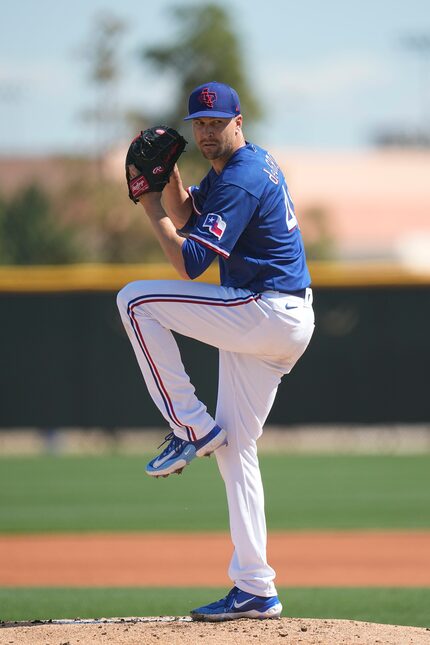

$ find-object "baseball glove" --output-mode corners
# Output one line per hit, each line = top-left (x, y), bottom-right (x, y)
(125, 126), (187, 203)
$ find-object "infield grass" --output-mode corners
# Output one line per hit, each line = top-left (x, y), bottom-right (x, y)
(0, 587), (429, 627)
(1, 454), (430, 532)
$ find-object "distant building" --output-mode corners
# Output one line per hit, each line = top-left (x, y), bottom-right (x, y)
(0, 148), (429, 266)
(273, 148), (430, 267)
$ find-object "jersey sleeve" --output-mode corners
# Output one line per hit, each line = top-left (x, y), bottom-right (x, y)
(181, 237), (217, 279)
(187, 184), (205, 215)
(176, 178), (209, 237)
(187, 183), (258, 257)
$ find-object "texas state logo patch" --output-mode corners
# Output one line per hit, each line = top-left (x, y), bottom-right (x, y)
(203, 213), (226, 240)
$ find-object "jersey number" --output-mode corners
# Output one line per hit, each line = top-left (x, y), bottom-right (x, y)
(282, 185), (298, 231)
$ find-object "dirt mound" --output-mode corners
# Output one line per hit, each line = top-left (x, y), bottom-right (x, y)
(1, 616), (429, 645)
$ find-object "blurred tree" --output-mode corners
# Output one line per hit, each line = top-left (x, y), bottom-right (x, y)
(0, 177), (165, 265)
(80, 12), (129, 172)
(57, 175), (164, 263)
(0, 185), (82, 265)
(139, 3), (261, 130)
(372, 128), (430, 148)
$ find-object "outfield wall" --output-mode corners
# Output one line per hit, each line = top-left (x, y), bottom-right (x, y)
(0, 263), (429, 427)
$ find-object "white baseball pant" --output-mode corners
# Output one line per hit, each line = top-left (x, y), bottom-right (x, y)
(117, 279), (314, 597)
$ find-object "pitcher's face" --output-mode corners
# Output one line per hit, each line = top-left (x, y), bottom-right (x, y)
(192, 116), (243, 165)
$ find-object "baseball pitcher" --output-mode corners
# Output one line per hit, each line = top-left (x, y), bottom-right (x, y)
(117, 81), (314, 621)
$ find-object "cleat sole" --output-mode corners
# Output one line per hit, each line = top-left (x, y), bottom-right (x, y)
(191, 603), (283, 622)
(146, 460), (192, 478)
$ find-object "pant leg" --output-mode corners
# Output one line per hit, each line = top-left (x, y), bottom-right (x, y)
(214, 296), (314, 598)
(116, 279), (270, 441)
(117, 282), (215, 441)
(215, 351), (283, 597)
(117, 278), (315, 596)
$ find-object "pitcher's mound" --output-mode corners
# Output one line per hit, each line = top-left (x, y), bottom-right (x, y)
(1, 616), (429, 644)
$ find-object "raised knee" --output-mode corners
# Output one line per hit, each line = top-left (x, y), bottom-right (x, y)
(116, 281), (137, 314)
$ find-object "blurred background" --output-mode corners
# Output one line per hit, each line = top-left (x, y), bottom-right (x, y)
(0, 0), (429, 440)
(1, 0), (430, 629)
(1, 0), (430, 265)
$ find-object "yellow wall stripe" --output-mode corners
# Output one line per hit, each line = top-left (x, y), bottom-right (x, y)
(0, 262), (429, 292)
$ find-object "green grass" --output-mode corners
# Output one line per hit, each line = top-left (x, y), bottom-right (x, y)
(0, 587), (429, 627)
(2, 456), (428, 630)
(1, 454), (429, 532)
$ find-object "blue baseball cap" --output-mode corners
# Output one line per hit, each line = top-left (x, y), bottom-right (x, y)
(184, 81), (241, 120)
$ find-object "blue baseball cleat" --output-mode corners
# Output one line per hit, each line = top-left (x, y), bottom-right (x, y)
(146, 425), (227, 478)
(193, 424), (227, 457)
(145, 433), (196, 477)
(190, 586), (283, 621)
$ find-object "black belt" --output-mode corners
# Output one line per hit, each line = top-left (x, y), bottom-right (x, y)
(283, 288), (308, 298)
(260, 288), (310, 299)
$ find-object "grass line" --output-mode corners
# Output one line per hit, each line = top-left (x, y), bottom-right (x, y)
(0, 587), (429, 627)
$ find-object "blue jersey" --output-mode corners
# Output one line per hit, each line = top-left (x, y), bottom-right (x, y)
(180, 142), (311, 293)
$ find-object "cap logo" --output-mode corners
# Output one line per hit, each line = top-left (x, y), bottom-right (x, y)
(199, 88), (217, 109)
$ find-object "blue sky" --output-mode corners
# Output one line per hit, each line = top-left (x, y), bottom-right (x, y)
(0, 0), (428, 154)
